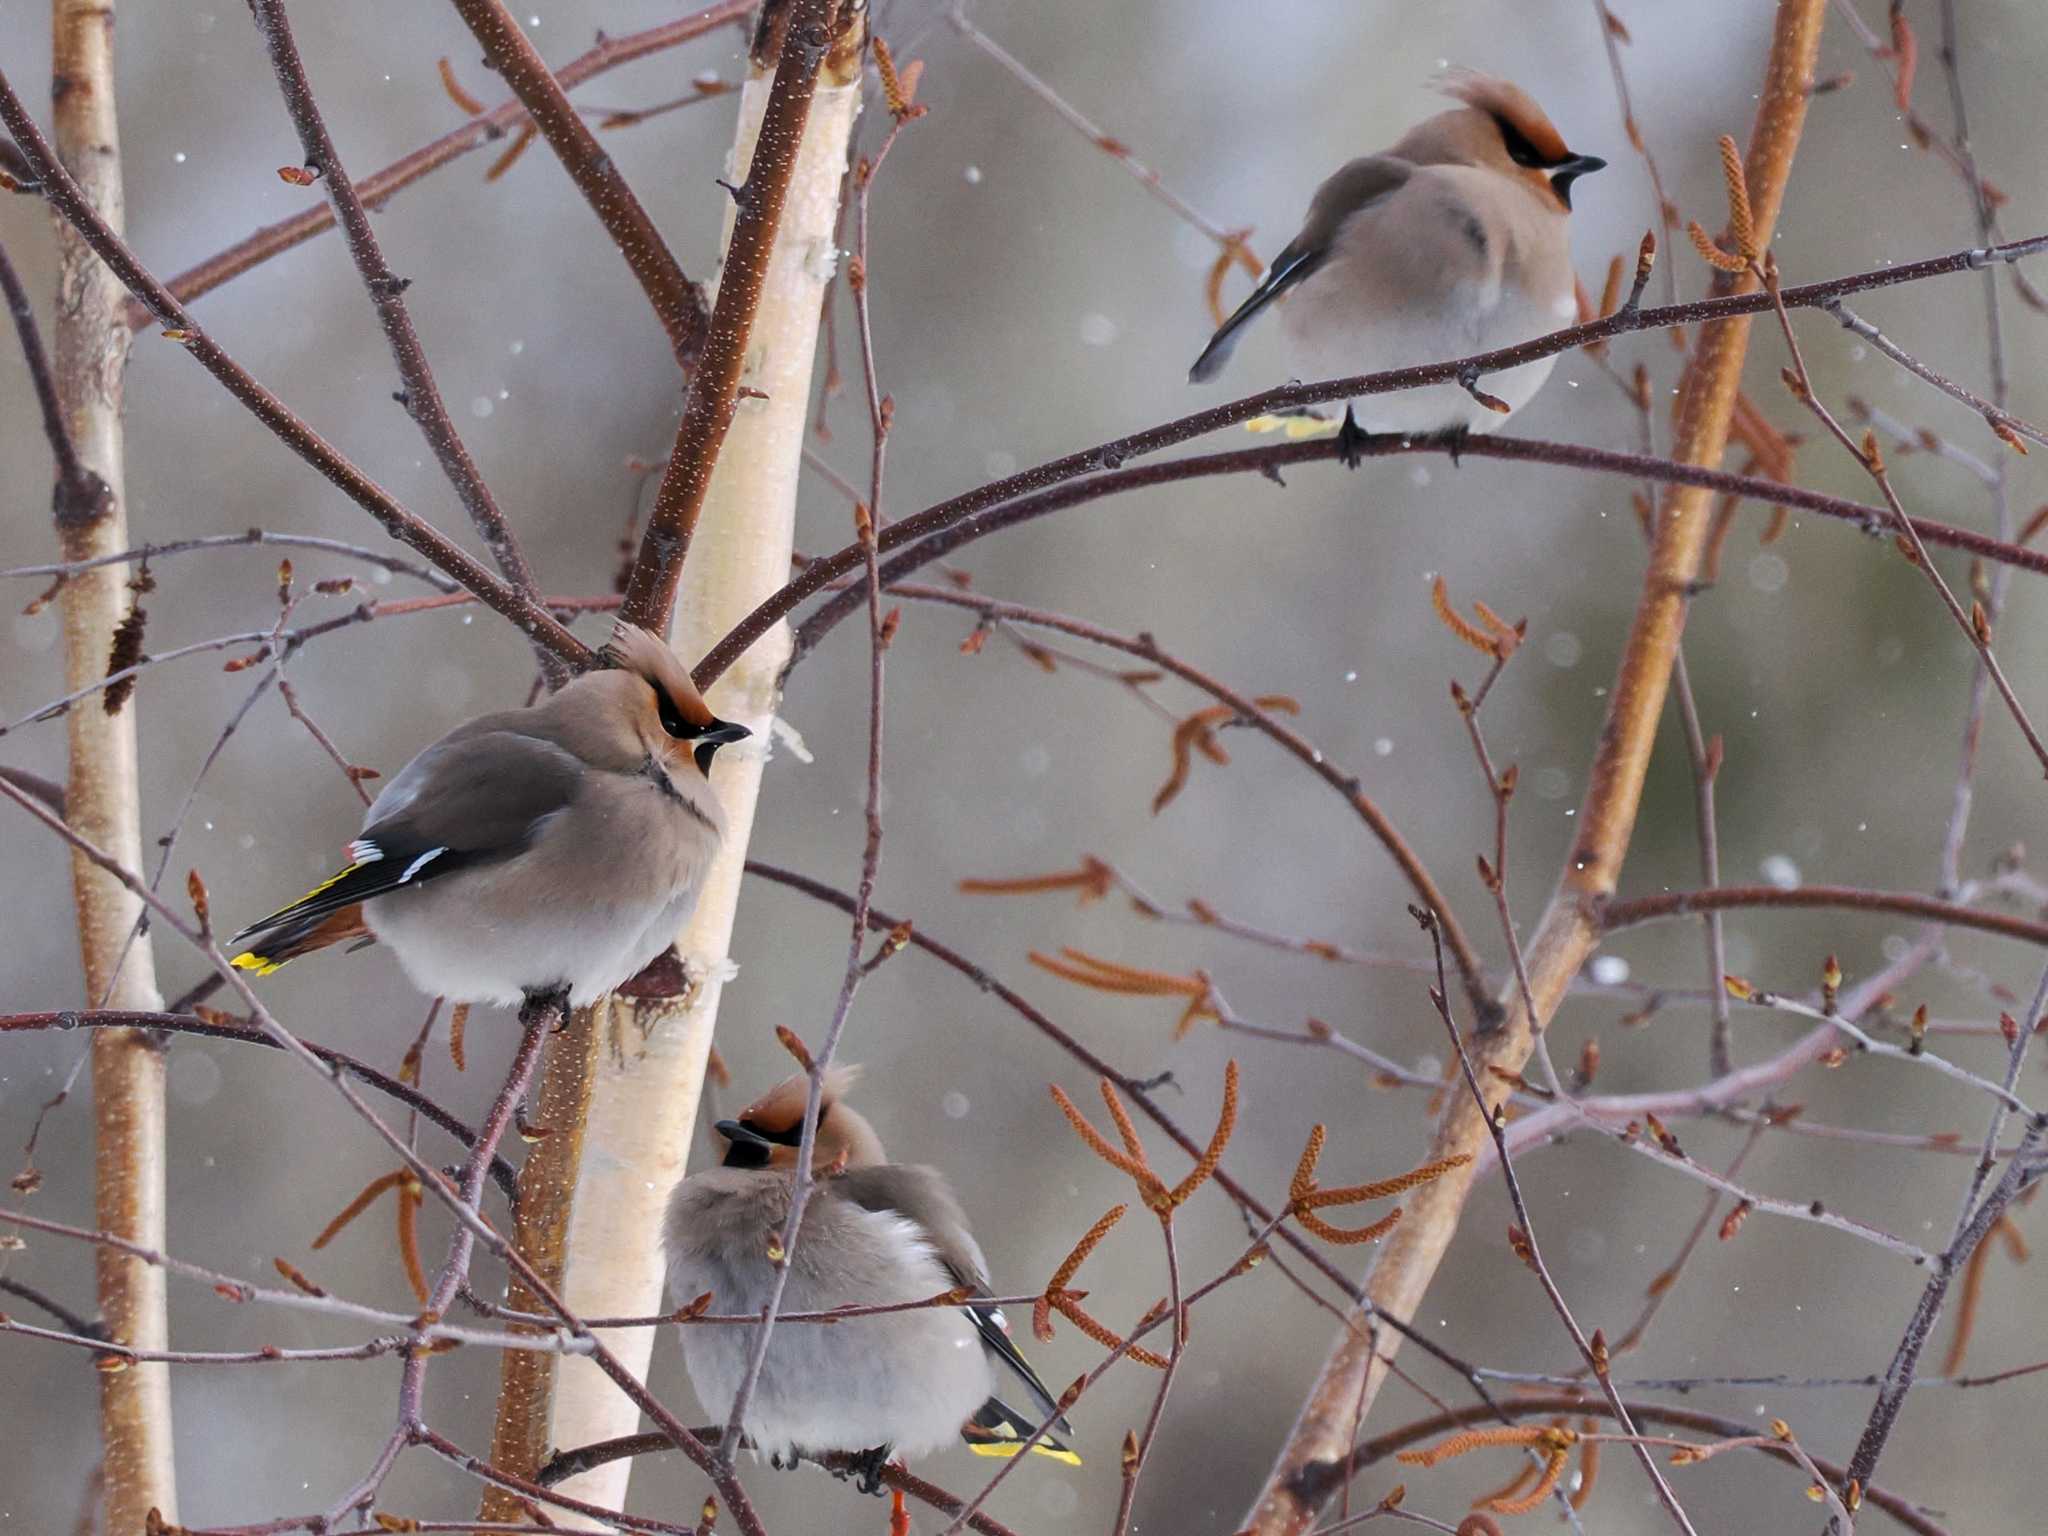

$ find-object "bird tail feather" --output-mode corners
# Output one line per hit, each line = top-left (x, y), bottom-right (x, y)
(230, 901), (371, 975)
(961, 1396), (1082, 1465)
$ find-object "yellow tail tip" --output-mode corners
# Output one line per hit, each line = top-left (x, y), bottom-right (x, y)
(964, 1440), (1083, 1466)
(230, 951), (282, 976)
(1244, 412), (1340, 440)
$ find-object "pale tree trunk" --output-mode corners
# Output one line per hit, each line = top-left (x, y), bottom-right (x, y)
(498, 25), (864, 1524)
(49, 0), (177, 1528)
(1241, 4), (1828, 1532)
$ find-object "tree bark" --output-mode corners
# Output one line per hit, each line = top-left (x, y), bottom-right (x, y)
(50, 0), (177, 1527)
(476, 12), (865, 1524)
(1241, 5), (1829, 1532)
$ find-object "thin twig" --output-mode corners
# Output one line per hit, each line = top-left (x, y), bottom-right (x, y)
(139, 2), (752, 324)
(697, 231), (2048, 682)
(1417, 911), (1698, 1534)
(245, 0), (559, 685)
(0, 67), (589, 667)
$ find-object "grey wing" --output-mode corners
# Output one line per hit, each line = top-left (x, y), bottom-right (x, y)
(350, 728), (584, 892)
(232, 728), (584, 944)
(835, 1165), (1073, 1432)
(1188, 154), (1413, 382)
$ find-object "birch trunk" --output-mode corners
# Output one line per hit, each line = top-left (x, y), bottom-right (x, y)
(540, 35), (864, 1522)
(50, 0), (176, 1527)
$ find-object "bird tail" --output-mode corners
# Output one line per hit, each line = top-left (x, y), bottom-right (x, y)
(961, 1397), (1082, 1466)
(1187, 296), (1261, 383)
(1188, 244), (1323, 384)
(230, 901), (372, 976)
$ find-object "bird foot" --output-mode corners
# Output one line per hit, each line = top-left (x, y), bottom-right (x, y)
(840, 1445), (893, 1497)
(1335, 405), (1370, 470)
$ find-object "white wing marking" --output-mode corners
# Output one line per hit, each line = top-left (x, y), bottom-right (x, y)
(399, 847), (447, 884)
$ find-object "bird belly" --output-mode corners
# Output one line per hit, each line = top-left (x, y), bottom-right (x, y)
(364, 872), (690, 1007)
(668, 1222), (993, 1461)
(1281, 269), (1568, 436)
(363, 785), (713, 1006)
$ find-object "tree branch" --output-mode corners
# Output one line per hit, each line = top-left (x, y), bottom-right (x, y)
(0, 62), (591, 669)
(442, 0), (711, 365)
(246, 0), (559, 684)
(617, 0), (848, 629)
(1242, 7), (1831, 1530)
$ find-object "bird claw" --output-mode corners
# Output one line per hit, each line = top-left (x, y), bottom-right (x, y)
(1335, 405), (1369, 470)
(845, 1445), (892, 1497)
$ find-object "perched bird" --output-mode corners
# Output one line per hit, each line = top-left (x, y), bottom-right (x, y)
(664, 1067), (1081, 1492)
(1188, 71), (1604, 458)
(229, 621), (748, 1007)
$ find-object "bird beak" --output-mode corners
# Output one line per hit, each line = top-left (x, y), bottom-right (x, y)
(693, 718), (750, 775)
(717, 1118), (775, 1168)
(1548, 153), (1606, 210)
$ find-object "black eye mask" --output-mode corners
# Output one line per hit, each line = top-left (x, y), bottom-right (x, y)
(716, 1109), (821, 1168)
(651, 684), (751, 774)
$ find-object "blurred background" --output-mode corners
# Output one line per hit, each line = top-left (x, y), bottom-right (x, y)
(5, 0), (2048, 1529)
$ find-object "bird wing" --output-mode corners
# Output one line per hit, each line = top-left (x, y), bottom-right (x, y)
(834, 1164), (1074, 1434)
(231, 728), (584, 954)
(1188, 154), (1414, 383)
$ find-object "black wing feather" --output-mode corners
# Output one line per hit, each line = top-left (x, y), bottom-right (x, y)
(232, 728), (584, 949)
(229, 842), (480, 948)
(1187, 154), (1414, 384)
(968, 1302), (1073, 1433)
(834, 1166), (1073, 1433)
(1187, 244), (1324, 383)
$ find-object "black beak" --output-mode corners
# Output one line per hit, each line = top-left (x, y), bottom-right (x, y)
(717, 1119), (773, 1169)
(1548, 153), (1606, 210)
(694, 718), (751, 775)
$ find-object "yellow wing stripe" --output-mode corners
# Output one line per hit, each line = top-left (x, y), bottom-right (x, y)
(230, 859), (372, 976)
(280, 859), (370, 912)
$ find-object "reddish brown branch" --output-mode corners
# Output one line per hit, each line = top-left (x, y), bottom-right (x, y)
(860, 583), (1495, 1022)
(442, 0), (711, 365)
(246, 0), (557, 683)
(0, 235), (111, 527)
(619, 0), (848, 629)
(0, 67), (589, 669)
(1343, 1396), (1950, 1536)
(135, 2), (751, 327)
(0, 1010), (518, 1202)
(1600, 883), (2048, 949)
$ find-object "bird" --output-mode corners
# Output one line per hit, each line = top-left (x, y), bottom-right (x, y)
(664, 1066), (1081, 1493)
(228, 621), (748, 1008)
(1188, 70), (1604, 462)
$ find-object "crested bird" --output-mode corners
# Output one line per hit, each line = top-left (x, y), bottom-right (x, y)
(664, 1067), (1081, 1492)
(1188, 71), (1604, 461)
(229, 621), (748, 1007)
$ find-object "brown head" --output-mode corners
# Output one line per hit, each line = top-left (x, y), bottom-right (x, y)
(1393, 71), (1604, 213)
(716, 1066), (888, 1173)
(548, 621), (750, 779)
